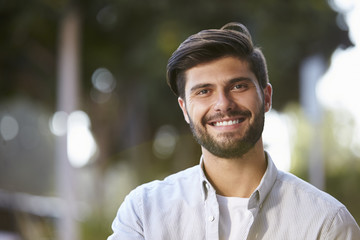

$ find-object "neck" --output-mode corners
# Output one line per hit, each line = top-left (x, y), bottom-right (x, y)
(201, 139), (267, 198)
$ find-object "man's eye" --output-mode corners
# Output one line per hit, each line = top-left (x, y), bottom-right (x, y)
(197, 89), (209, 95)
(233, 84), (247, 90)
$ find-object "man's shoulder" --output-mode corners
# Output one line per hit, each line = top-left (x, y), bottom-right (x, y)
(275, 170), (344, 209)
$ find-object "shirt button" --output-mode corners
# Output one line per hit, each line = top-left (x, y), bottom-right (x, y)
(208, 216), (215, 222)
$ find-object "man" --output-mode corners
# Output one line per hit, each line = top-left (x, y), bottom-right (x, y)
(108, 22), (360, 239)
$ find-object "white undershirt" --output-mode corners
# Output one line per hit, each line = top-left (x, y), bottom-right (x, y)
(216, 194), (253, 240)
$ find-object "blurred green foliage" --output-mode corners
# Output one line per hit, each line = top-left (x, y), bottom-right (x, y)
(0, 0), (352, 162)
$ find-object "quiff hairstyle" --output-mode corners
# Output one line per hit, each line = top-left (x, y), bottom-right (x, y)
(166, 22), (269, 99)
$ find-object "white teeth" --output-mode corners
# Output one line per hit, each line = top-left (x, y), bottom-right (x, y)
(214, 119), (240, 126)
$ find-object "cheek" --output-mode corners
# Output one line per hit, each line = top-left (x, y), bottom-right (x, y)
(239, 92), (264, 114)
(188, 102), (209, 124)
(237, 90), (259, 105)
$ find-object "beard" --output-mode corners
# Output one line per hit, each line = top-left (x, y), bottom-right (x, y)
(188, 104), (265, 159)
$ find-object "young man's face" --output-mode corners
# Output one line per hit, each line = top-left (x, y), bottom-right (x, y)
(178, 56), (272, 158)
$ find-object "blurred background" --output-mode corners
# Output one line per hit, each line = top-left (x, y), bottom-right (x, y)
(0, 0), (359, 239)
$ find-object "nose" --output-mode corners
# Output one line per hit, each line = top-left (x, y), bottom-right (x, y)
(213, 91), (235, 112)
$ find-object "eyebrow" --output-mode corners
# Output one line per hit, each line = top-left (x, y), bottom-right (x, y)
(190, 77), (253, 93)
(228, 77), (253, 85)
(190, 83), (213, 93)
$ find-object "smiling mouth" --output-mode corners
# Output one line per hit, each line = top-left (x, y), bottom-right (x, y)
(210, 118), (245, 126)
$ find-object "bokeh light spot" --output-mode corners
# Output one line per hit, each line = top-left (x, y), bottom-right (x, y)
(67, 111), (97, 168)
(49, 111), (68, 136)
(91, 68), (116, 93)
(153, 125), (178, 159)
(0, 115), (19, 141)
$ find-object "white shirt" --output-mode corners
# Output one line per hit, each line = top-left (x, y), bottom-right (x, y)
(108, 153), (360, 239)
(217, 195), (253, 240)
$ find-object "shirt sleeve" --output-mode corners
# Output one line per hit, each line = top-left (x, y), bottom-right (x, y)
(324, 207), (360, 240)
(107, 189), (145, 240)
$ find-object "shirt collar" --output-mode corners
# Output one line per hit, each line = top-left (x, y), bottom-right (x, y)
(199, 155), (212, 201)
(248, 152), (278, 209)
(198, 152), (278, 208)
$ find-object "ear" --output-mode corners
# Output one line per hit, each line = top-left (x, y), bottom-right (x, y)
(264, 83), (273, 112)
(178, 97), (190, 124)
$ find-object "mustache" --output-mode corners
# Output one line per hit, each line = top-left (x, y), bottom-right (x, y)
(202, 110), (251, 125)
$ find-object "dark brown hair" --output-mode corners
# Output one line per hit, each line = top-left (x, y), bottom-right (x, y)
(166, 22), (269, 98)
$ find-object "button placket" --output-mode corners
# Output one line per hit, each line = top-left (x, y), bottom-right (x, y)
(203, 181), (220, 240)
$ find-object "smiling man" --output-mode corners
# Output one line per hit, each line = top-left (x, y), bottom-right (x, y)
(108, 22), (360, 240)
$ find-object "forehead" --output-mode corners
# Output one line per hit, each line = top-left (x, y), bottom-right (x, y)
(184, 56), (257, 90)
